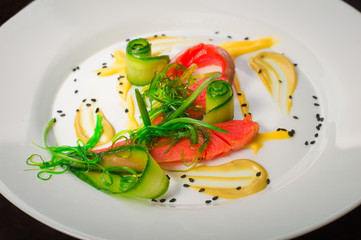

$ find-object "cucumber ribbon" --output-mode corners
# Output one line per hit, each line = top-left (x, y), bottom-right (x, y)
(203, 80), (234, 124)
(72, 145), (169, 199)
(28, 114), (169, 199)
(126, 38), (170, 86)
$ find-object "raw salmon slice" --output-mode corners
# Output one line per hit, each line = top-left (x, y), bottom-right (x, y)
(213, 120), (260, 150)
(146, 119), (258, 163)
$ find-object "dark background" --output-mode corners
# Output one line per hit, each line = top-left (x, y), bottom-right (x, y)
(1, 1), (360, 239)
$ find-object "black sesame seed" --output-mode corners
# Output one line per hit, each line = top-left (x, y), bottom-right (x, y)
(316, 124), (322, 131)
(151, 199), (157, 202)
(293, 116), (299, 119)
(60, 113), (66, 117)
(227, 35), (232, 39)
(180, 174), (186, 178)
(314, 103), (320, 106)
(160, 199), (166, 203)
(205, 200), (212, 204)
(166, 175), (170, 179)
(119, 82), (123, 85)
(215, 31), (219, 34)
(95, 108), (99, 113)
(293, 63), (298, 67)
(72, 68), (76, 72)
(279, 80), (282, 83)
(86, 103), (91, 107)
(74, 90), (78, 94)
(91, 98), (96, 102)
(76, 109), (79, 112)
(74, 79), (77, 82)
(102, 66), (107, 68)
(82, 99), (86, 102)
(154, 34), (158, 37)
(161, 33), (166, 36)
(266, 179), (271, 184)
(199, 188), (205, 192)
(258, 69), (262, 74)
(169, 198), (176, 203)
(305, 141), (309, 145)
(102, 63), (107, 65)
(57, 110), (62, 113)
(288, 130), (295, 137)
(212, 196), (218, 201)
(241, 103), (247, 107)
(256, 172), (261, 177)
(76, 66), (80, 70)
(315, 133), (319, 137)
(53, 118), (57, 123)
(97, 72), (101, 75)
(189, 178), (195, 183)
(313, 95), (318, 100)
(244, 37), (249, 40)
(126, 38), (130, 42)
(118, 75), (125, 79)
(125, 108), (129, 113)
(310, 140), (316, 144)
(236, 186), (241, 190)
(183, 184), (190, 188)
(320, 117), (324, 122)
(237, 93), (242, 96)
(119, 91), (123, 94)
(277, 128), (287, 131)
(289, 95), (292, 99)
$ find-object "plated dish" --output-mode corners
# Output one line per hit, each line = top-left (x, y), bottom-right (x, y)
(1, 1), (361, 239)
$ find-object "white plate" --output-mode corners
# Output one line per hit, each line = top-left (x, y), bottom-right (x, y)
(1, 0), (361, 239)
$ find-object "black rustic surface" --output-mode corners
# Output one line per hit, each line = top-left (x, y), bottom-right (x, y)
(1, 1), (360, 239)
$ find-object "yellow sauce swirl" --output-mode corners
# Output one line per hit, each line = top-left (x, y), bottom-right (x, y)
(176, 159), (269, 199)
(219, 36), (280, 59)
(126, 95), (139, 130)
(219, 37), (279, 117)
(246, 130), (293, 154)
(248, 51), (297, 115)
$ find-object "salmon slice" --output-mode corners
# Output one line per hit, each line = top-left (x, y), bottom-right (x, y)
(171, 43), (235, 83)
(147, 119), (258, 163)
(149, 138), (202, 163)
(213, 120), (260, 151)
(95, 119), (258, 163)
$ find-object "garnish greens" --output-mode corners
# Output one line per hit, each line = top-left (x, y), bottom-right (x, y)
(113, 65), (227, 168)
(27, 58), (228, 197)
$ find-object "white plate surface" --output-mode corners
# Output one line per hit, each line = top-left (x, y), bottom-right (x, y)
(0, 1), (361, 239)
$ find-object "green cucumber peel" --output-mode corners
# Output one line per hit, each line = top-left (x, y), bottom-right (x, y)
(203, 80), (234, 124)
(126, 38), (170, 86)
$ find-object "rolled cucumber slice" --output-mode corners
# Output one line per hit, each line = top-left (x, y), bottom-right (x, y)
(71, 145), (169, 199)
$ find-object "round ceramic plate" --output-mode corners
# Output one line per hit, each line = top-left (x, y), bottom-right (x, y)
(1, 0), (361, 239)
